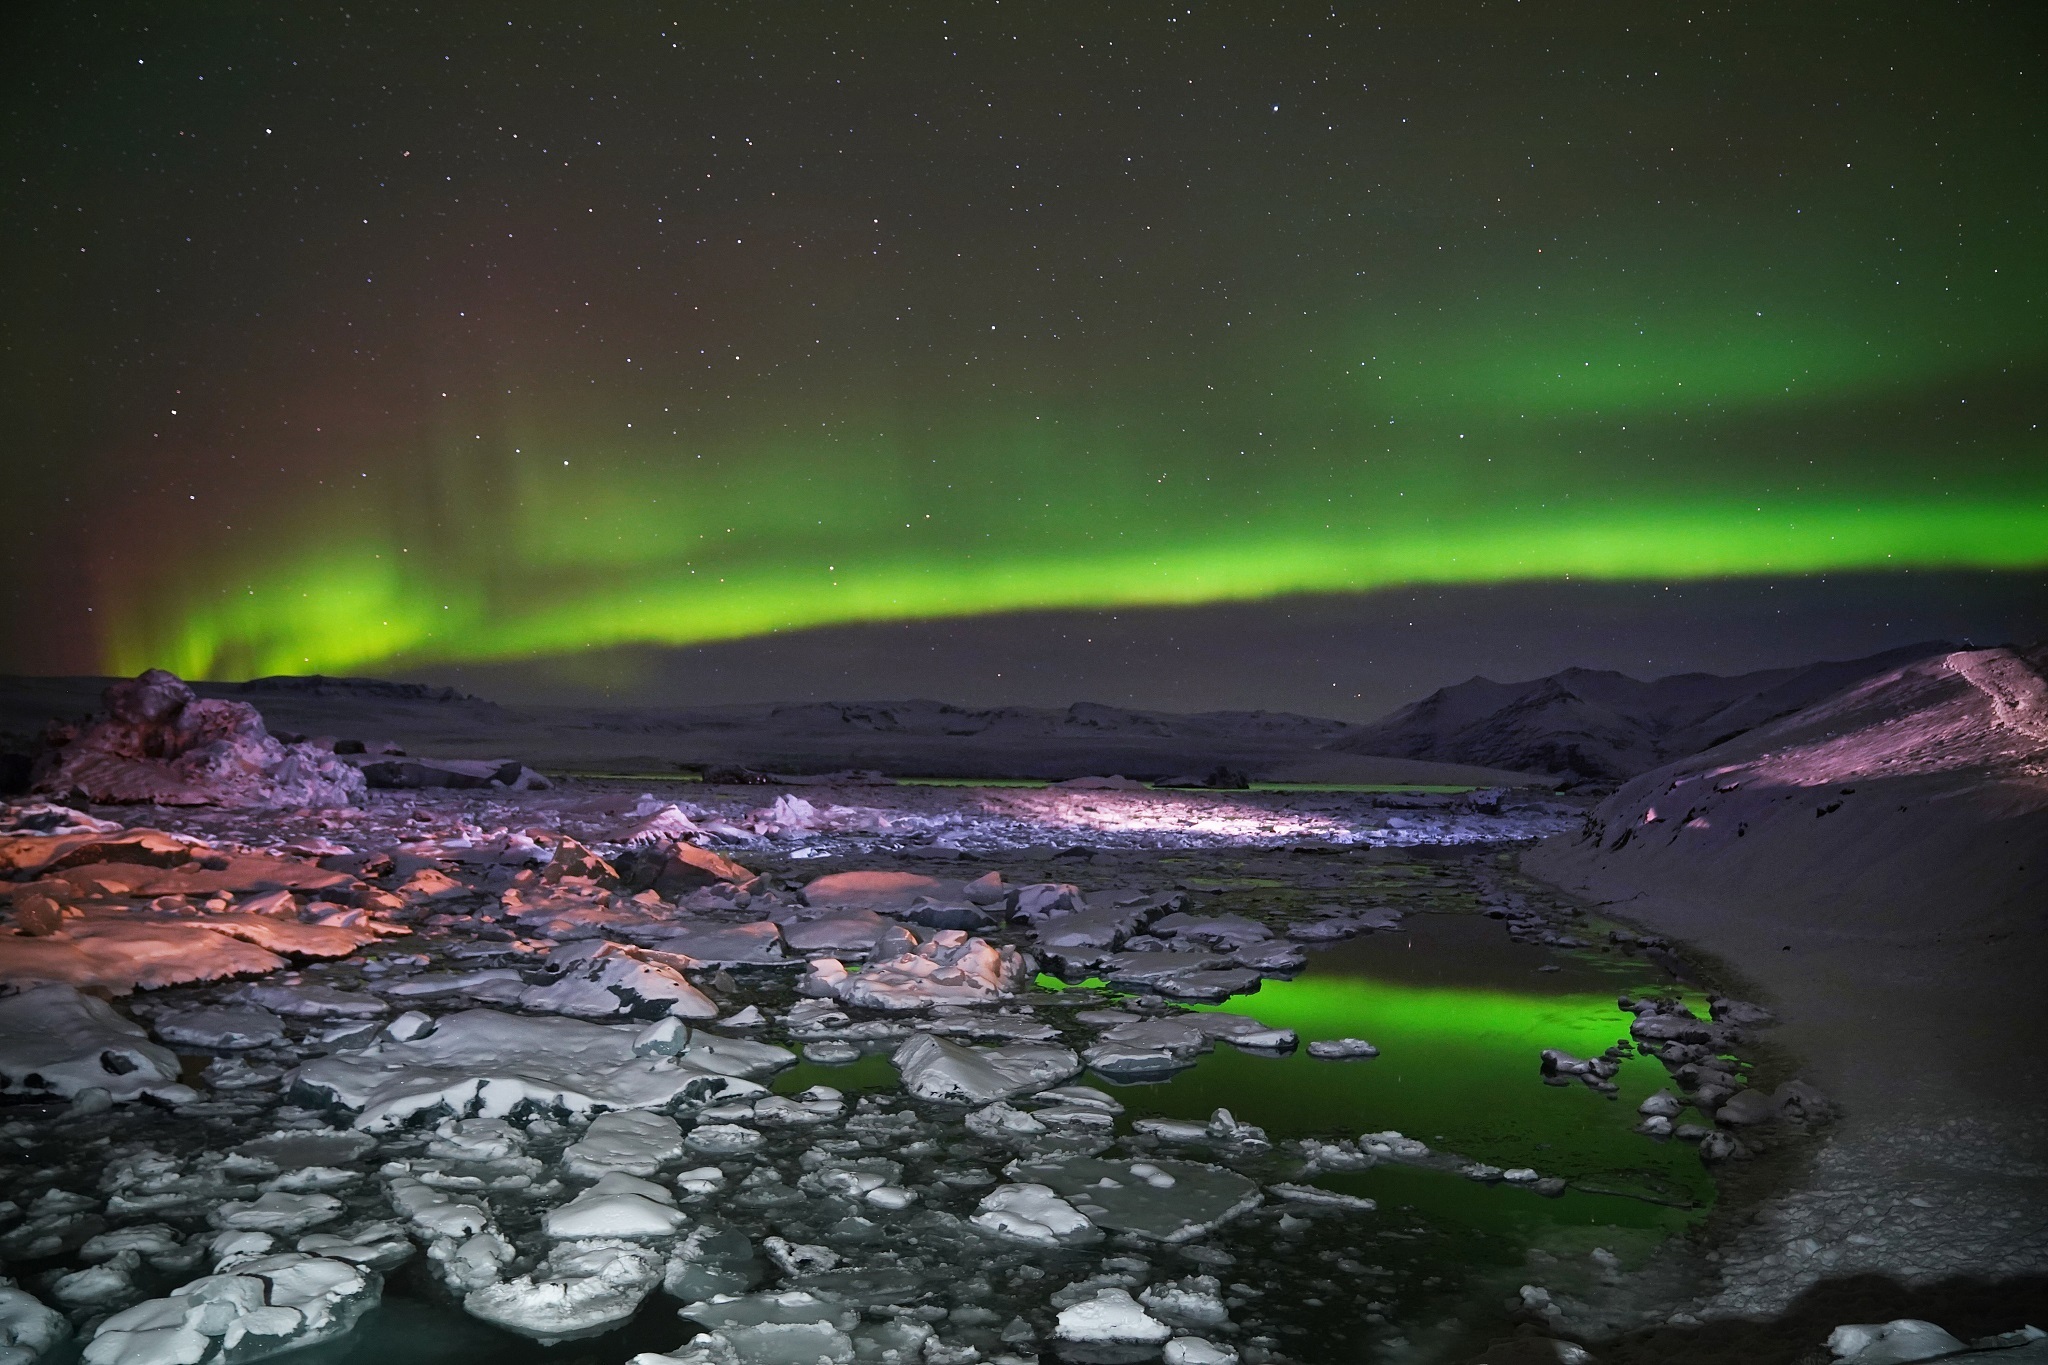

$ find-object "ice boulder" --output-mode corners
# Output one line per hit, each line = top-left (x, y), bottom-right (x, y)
(563, 1111), (687, 1179)
(836, 931), (1029, 1011)
(0, 1278), (67, 1365)
(968, 1184), (1100, 1247)
(1827, 1320), (1970, 1364)
(1054, 1287), (1172, 1344)
(464, 1241), (663, 1343)
(519, 942), (719, 1020)
(1007, 1156), (1262, 1243)
(890, 1033), (1080, 1104)
(83, 1254), (378, 1365)
(0, 984), (183, 1101)
(154, 1006), (288, 1051)
(543, 1174), (688, 1239)
(290, 1008), (793, 1130)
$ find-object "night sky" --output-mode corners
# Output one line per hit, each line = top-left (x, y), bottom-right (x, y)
(4, 3), (2043, 712)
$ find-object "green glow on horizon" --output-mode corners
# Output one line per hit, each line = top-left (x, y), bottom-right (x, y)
(111, 489), (2048, 678)
(97, 232), (2048, 679)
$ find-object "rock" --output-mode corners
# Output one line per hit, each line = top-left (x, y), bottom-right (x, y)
(890, 1033), (1081, 1104)
(633, 921), (785, 967)
(358, 757), (547, 791)
(1054, 1287), (1173, 1343)
(0, 983), (183, 1101)
(36, 671), (367, 810)
(1828, 1319), (1970, 1364)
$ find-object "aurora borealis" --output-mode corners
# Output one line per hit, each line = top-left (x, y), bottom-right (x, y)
(3, 4), (2043, 690)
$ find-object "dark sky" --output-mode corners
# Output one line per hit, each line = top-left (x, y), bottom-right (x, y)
(3, 2), (2042, 715)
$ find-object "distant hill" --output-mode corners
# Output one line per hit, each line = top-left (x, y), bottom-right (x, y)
(1332, 642), (1954, 781)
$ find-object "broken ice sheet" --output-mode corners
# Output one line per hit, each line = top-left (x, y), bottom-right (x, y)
(1003, 1156), (1262, 1243)
(290, 1008), (793, 1129)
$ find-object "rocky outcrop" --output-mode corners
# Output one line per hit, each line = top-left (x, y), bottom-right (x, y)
(33, 670), (366, 809)
(1335, 643), (1949, 781)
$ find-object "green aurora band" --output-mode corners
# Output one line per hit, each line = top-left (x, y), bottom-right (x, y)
(103, 232), (2048, 679)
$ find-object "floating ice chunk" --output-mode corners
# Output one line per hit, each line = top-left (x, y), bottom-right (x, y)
(801, 871), (943, 910)
(722, 1006), (766, 1029)
(54, 1255), (139, 1310)
(635, 921), (786, 967)
(209, 1192), (344, 1235)
(229, 982), (389, 1020)
(673, 1168), (727, 1198)
(1359, 1130), (1430, 1160)
(375, 969), (525, 1005)
(1827, 1320), (1969, 1363)
(968, 1184), (1099, 1247)
(1139, 1275), (1230, 1328)
(387, 1178), (492, 1241)
(1007, 1156), (1262, 1243)
(1054, 1288), (1171, 1344)
(684, 1123), (766, 1156)
(294, 1221), (414, 1271)
(0, 984), (182, 1101)
(544, 1174), (687, 1239)
(0, 1277), (68, 1363)
(762, 1238), (840, 1276)
(1268, 1183), (1376, 1212)
(749, 1089), (846, 1126)
(777, 910), (890, 957)
(154, 1005), (288, 1051)
(1306, 1038), (1378, 1060)
(563, 1111), (686, 1178)
(838, 932), (1028, 1011)
(662, 1225), (760, 1301)
(891, 1034), (1080, 1104)
(426, 1117), (526, 1162)
(83, 1254), (378, 1365)
(82, 1225), (192, 1270)
(463, 1241), (663, 1343)
(966, 1102), (1047, 1140)
(1034, 1085), (1124, 1114)
(520, 942), (719, 1020)
(0, 916), (287, 994)
(291, 1008), (790, 1130)
(1164, 1337), (1239, 1365)
(680, 1289), (859, 1331)
(234, 1130), (377, 1170)
(802, 1040), (860, 1065)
